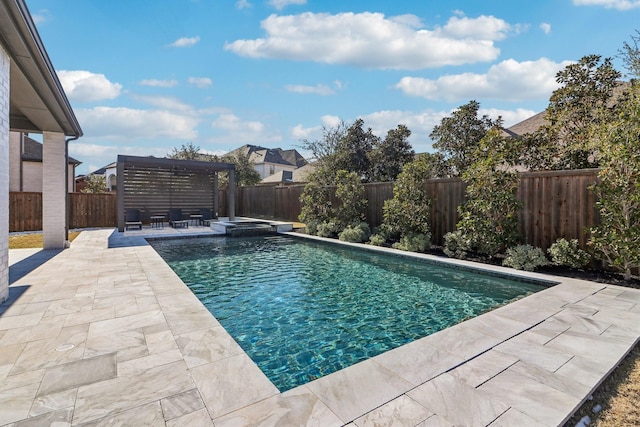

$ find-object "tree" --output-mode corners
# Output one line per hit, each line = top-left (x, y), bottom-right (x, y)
(168, 142), (261, 187)
(333, 170), (367, 228)
(454, 128), (522, 257)
(538, 55), (622, 170)
(381, 154), (434, 239)
(430, 100), (498, 177)
(333, 119), (379, 182)
(81, 174), (107, 193)
(168, 142), (217, 162)
(590, 84), (640, 280)
(219, 151), (262, 187)
(368, 124), (415, 183)
(618, 30), (640, 79)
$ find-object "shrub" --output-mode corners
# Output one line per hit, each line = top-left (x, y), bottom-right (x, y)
(392, 232), (432, 253)
(316, 221), (341, 238)
(443, 230), (471, 259)
(334, 170), (367, 228)
(382, 155), (433, 238)
(503, 245), (548, 271)
(368, 234), (386, 246)
(304, 220), (319, 235)
(548, 238), (591, 269)
(338, 223), (371, 243)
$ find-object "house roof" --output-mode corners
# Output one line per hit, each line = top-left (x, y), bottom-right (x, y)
(90, 162), (117, 175)
(22, 135), (81, 165)
(502, 111), (548, 138)
(261, 163), (316, 184)
(0, 0), (82, 137)
(230, 144), (308, 168)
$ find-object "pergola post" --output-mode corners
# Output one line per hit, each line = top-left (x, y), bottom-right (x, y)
(227, 167), (235, 221)
(0, 45), (8, 303)
(213, 173), (219, 218)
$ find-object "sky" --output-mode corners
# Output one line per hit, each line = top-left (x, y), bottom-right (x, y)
(24, 0), (640, 175)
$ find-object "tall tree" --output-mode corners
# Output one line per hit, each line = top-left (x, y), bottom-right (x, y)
(167, 142), (261, 187)
(454, 128), (522, 257)
(167, 142), (217, 162)
(540, 54), (622, 170)
(430, 100), (498, 177)
(590, 84), (640, 280)
(618, 30), (640, 79)
(368, 124), (415, 183)
(332, 119), (379, 182)
(220, 151), (262, 187)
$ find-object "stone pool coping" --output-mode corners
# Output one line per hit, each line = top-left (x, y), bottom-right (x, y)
(1, 228), (639, 426)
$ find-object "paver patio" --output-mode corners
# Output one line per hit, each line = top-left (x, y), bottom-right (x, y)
(1, 228), (639, 426)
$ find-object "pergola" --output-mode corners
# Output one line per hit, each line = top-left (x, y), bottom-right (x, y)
(116, 155), (236, 231)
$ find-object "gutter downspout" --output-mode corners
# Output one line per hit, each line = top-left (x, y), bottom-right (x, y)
(64, 135), (80, 246)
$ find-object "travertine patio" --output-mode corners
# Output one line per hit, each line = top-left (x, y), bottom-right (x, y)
(1, 228), (639, 426)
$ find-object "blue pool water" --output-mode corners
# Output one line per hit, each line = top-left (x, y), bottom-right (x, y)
(150, 235), (544, 391)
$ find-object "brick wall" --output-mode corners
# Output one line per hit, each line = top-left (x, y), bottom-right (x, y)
(0, 45), (10, 302)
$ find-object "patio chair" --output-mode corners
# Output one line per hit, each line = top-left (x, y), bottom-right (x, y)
(199, 208), (215, 226)
(169, 208), (188, 228)
(125, 209), (143, 230)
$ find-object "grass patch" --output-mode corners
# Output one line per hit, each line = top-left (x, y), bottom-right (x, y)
(9, 232), (82, 249)
(565, 342), (640, 426)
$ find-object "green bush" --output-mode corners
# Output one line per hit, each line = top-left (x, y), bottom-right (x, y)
(548, 238), (591, 269)
(392, 232), (432, 253)
(503, 245), (548, 271)
(338, 223), (371, 243)
(443, 230), (471, 259)
(304, 220), (319, 235)
(316, 221), (341, 238)
(368, 234), (386, 246)
(381, 155), (433, 238)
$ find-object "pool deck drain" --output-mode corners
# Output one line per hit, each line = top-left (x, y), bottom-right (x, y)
(1, 228), (639, 426)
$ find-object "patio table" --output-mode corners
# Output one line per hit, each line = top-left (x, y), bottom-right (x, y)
(150, 215), (165, 229)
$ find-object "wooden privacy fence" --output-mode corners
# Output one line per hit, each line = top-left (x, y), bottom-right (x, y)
(9, 192), (116, 232)
(231, 169), (600, 250)
(8, 169), (601, 251)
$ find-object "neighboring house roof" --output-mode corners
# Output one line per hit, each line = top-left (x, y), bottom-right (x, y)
(22, 135), (81, 165)
(502, 111), (547, 138)
(230, 144), (308, 168)
(89, 162), (117, 175)
(261, 163), (316, 184)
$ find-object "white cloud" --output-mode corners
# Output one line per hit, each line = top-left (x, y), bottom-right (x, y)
(268, 0), (306, 10)
(540, 22), (552, 34)
(236, 0), (251, 9)
(573, 0), (640, 9)
(188, 77), (213, 88)
(169, 36), (200, 47)
(139, 79), (178, 87)
(225, 12), (508, 70)
(58, 70), (122, 103)
(285, 83), (335, 95)
(130, 95), (194, 112)
(31, 9), (52, 25)
(210, 113), (281, 145)
(75, 107), (199, 140)
(395, 58), (572, 102)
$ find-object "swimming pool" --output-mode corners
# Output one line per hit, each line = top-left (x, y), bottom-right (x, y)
(150, 235), (545, 391)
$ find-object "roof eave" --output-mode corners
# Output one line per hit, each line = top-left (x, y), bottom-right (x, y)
(1, 0), (82, 137)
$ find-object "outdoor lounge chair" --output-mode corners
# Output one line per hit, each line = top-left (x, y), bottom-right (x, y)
(125, 209), (143, 230)
(199, 208), (215, 226)
(169, 208), (188, 228)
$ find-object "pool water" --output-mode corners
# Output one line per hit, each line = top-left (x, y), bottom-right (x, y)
(150, 235), (544, 391)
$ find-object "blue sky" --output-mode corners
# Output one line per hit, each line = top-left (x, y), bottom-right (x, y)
(26, 0), (640, 175)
